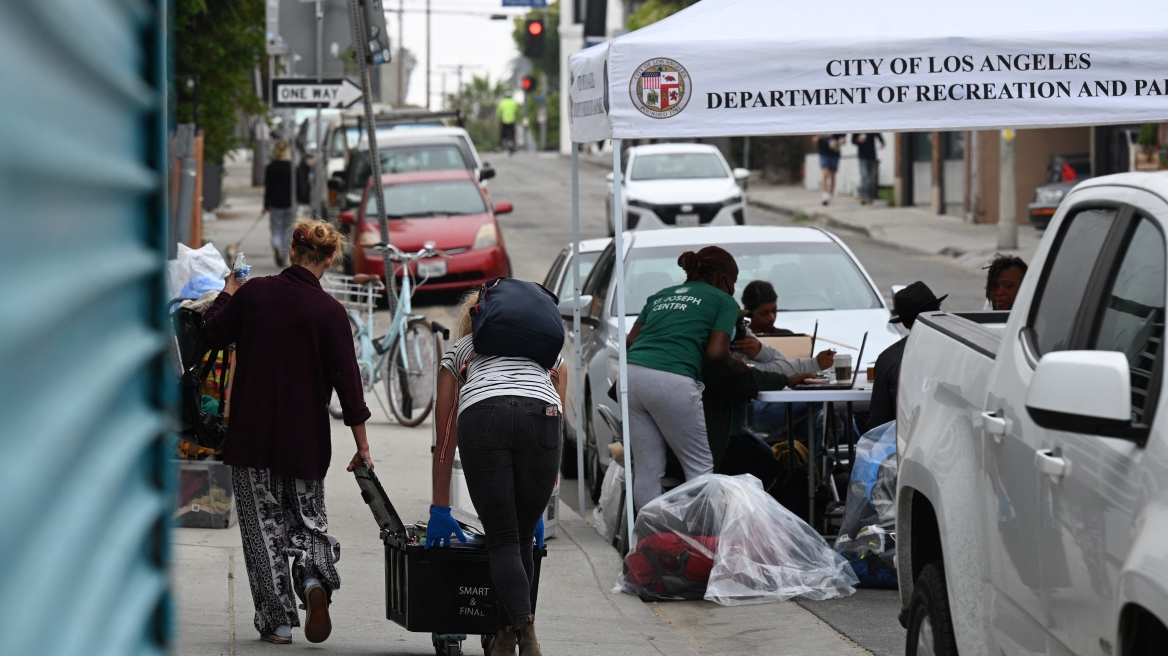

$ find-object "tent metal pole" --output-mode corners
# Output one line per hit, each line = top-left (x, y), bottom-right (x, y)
(572, 145), (586, 519)
(613, 138), (636, 545)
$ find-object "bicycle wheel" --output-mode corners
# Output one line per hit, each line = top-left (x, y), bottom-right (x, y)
(329, 313), (363, 420)
(385, 318), (438, 427)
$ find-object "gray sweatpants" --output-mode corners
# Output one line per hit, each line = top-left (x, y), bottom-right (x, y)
(626, 364), (713, 511)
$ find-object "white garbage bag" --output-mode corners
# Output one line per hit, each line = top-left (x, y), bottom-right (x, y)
(592, 460), (624, 544)
(168, 243), (230, 301)
(614, 474), (857, 605)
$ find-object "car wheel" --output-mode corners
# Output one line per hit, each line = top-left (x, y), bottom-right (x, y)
(583, 390), (605, 503)
(906, 562), (958, 656)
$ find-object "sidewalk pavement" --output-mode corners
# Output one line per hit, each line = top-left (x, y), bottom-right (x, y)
(172, 411), (871, 656)
(746, 184), (1042, 271)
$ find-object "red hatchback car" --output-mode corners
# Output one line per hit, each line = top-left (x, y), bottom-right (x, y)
(340, 169), (512, 291)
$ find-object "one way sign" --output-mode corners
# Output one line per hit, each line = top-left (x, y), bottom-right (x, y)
(271, 77), (363, 109)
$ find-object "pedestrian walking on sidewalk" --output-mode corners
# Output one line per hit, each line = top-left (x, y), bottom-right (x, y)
(203, 218), (372, 646)
(817, 134), (846, 205)
(264, 140), (296, 267)
(430, 292), (568, 656)
(852, 133), (884, 204)
(625, 246), (743, 511)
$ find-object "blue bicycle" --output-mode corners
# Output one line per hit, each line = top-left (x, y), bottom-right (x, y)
(324, 243), (445, 426)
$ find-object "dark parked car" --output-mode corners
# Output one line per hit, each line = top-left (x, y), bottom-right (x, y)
(1027, 154), (1091, 229)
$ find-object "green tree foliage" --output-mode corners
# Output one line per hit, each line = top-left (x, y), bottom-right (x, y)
(175, 0), (267, 165)
(626, 0), (698, 31)
(446, 75), (512, 152)
(511, 3), (559, 88)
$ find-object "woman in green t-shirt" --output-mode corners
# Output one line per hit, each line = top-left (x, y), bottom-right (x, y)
(625, 246), (744, 511)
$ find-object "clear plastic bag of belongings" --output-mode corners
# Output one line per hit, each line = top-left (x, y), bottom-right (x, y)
(836, 525), (898, 589)
(168, 242), (230, 301)
(614, 473), (858, 605)
(837, 420), (898, 542)
(593, 459), (625, 544)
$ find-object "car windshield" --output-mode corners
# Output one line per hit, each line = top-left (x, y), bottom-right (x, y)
(630, 153), (728, 181)
(351, 144), (472, 190)
(620, 242), (881, 315)
(364, 179), (486, 219)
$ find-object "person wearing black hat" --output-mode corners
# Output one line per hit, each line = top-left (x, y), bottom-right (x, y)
(867, 281), (947, 431)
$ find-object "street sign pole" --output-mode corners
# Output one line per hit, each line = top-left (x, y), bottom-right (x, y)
(347, 0), (396, 306)
(313, 0), (324, 218)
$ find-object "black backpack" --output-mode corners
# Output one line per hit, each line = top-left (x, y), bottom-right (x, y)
(470, 277), (564, 368)
(172, 306), (229, 450)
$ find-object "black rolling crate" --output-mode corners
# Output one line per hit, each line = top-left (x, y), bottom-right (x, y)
(353, 467), (546, 656)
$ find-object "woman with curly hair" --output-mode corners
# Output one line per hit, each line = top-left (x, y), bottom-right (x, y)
(203, 218), (370, 645)
(624, 246), (743, 511)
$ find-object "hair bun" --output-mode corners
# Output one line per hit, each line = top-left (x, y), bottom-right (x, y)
(678, 251), (700, 274)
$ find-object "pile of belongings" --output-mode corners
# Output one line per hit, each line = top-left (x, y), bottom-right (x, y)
(834, 420), (898, 588)
(614, 474), (857, 605)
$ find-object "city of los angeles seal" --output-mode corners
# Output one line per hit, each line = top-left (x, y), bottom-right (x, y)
(630, 59), (691, 119)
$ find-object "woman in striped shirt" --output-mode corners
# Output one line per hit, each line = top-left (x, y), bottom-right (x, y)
(429, 291), (567, 656)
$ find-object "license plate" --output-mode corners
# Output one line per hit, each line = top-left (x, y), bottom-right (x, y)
(676, 213), (699, 227)
(418, 259), (447, 278)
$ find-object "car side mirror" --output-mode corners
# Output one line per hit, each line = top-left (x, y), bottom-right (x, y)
(480, 165), (496, 182)
(558, 294), (598, 326)
(1025, 350), (1139, 438)
(606, 172), (615, 183)
(494, 201), (513, 215)
(328, 174), (347, 191)
(733, 168), (751, 183)
(338, 211), (356, 225)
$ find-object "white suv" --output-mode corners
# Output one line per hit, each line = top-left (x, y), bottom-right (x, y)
(605, 143), (750, 236)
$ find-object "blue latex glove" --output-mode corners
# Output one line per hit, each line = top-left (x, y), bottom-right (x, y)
(534, 516), (545, 550)
(425, 505), (467, 549)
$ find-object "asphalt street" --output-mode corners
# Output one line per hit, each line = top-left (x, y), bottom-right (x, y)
(190, 149), (997, 656)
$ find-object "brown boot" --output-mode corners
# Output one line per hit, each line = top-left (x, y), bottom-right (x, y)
(487, 626), (516, 656)
(515, 615), (542, 656)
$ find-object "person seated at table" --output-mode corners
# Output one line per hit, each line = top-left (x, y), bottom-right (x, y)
(983, 254), (1028, 311)
(732, 280), (835, 374)
(700, 357), (810, 509)
(868, 281), (946, 431)
(730, 281), (834, 437)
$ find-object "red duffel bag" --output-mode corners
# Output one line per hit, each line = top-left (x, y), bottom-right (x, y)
(624, 533), (719, 601)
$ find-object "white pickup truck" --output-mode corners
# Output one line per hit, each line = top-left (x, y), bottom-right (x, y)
(896, 171), (1168, 656)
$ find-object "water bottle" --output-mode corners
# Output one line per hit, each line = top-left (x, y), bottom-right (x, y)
(233, 252), (250, 284)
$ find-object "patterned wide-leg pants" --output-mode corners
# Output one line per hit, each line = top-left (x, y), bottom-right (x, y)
(231, 466), (341, 636)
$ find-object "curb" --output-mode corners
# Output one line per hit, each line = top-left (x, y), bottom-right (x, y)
(555, 504), (702, 656)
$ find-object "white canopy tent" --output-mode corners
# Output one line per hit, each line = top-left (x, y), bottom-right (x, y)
(563, 0), (1168, 539)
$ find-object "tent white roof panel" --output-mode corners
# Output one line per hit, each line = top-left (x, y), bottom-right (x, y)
(568, 0), (1168, 141)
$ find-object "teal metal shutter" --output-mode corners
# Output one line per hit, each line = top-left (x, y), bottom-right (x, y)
(0, 0), (172, 654)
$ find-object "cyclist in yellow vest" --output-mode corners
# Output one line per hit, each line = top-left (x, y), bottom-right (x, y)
(496, 96), (520, 154)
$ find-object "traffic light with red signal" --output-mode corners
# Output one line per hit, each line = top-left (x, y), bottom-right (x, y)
(523, 19), (546, 58)
(521, 75), (537, 92)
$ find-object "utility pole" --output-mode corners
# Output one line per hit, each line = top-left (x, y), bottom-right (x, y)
(348, 0), (393, 307)
(998, 129), (1018, 249)
(397, 0), (404, 106)
(425, 0), (431, 109)
(312, 0), (324, 218)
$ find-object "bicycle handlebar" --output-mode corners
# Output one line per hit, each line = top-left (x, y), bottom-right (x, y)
(430, 321), (450, 340)
(375, 242), (448, 263)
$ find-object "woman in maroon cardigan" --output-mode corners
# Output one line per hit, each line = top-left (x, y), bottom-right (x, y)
(204, 218), (372, 645)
